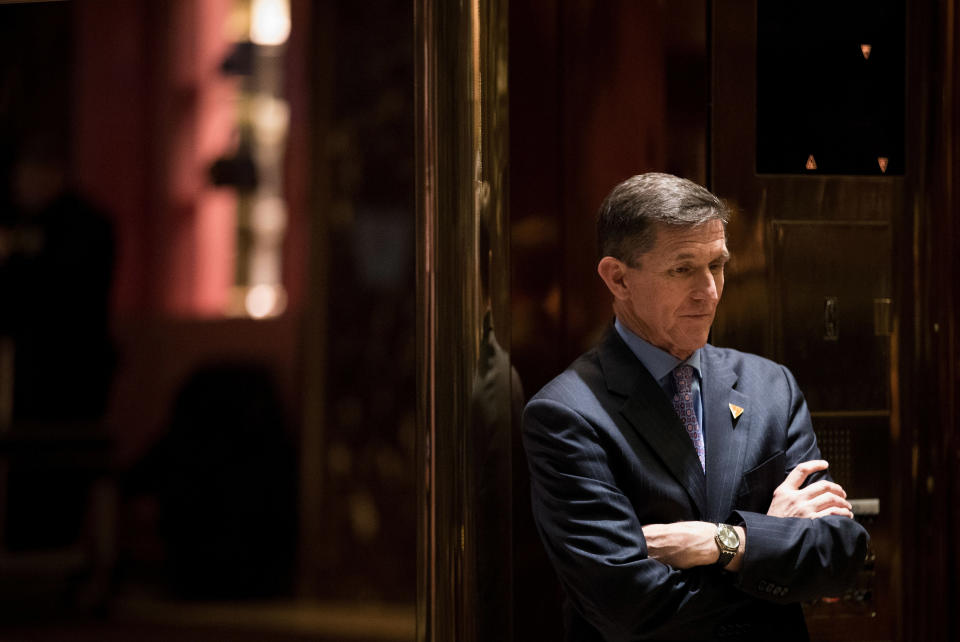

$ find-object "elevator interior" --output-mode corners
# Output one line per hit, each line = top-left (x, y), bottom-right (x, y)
(504, 1), (958, 641)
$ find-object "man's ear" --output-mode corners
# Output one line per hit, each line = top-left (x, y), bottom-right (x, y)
(597, 256), (631, 300)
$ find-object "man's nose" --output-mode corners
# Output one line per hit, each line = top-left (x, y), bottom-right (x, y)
(691, 269), (720, 302)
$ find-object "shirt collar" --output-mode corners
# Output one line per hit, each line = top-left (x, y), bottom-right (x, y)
(613, 317), (702, 383)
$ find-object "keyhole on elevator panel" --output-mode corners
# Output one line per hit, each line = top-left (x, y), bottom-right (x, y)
(824, 297), (839, 341)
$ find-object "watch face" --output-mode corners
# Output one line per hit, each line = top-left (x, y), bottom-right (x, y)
(719, 526), (738, 548)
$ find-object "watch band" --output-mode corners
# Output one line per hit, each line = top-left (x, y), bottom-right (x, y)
(715, 543), (736, 567)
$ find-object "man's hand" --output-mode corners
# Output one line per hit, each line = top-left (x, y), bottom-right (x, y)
(767, 459), (853, 519)
(641, 521), (745, 571)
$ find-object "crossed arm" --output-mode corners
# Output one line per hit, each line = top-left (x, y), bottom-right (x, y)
(643, 459), (854, 571)
(523, 386), (869, 639)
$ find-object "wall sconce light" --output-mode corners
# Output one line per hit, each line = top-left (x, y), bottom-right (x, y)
(250, 0), (290, 46)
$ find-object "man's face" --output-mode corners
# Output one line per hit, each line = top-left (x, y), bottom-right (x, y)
(615, 220), (729, 359)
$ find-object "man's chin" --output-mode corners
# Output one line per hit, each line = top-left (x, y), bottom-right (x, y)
(676, 332), (711, 356)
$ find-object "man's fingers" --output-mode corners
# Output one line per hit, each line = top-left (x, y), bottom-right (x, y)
(808, 491), (852, 514)
(800, 479), (847, 500)
(813, 506), (854, 519)
(782, 459), (829, 490)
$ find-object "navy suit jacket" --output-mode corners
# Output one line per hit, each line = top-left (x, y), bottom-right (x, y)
(523, 328), (869, 641)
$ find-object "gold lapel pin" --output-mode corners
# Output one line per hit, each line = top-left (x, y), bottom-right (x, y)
(729, 403), (744, 420)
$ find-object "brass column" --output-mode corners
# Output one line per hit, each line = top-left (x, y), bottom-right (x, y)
(415, 0), (511, 640)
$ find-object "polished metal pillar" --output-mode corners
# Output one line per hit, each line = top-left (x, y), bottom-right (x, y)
(415, 0), (511, 640)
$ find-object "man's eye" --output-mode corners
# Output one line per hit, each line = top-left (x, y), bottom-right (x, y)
(671, 266), (690, 275)
(710, 263), (725, 272)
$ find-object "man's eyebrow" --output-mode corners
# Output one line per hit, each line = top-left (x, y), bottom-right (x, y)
(672, 249), (731, 261)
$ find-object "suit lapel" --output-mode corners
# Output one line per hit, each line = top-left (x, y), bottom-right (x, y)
(598, 329), (707, 517)
(701, 346), (750, 523)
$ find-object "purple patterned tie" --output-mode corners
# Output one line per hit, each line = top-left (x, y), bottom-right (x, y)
(672, 365), (705, 471)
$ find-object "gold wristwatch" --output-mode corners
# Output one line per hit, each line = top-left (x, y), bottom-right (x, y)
(714, 523), (739, 568)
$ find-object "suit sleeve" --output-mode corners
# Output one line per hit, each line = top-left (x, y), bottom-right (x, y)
(523, 397), (754, 641)
(731, 364), (870, 603)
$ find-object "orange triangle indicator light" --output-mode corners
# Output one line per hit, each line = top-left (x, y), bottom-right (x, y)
(805, 155), (818, 170)
(861, 44), (872, 60)
(878, 156), (889, 173)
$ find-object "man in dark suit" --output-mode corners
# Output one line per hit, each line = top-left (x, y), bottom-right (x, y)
(522, 173), (869, 641)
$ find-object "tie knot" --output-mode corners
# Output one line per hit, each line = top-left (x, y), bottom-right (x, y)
(672, 364), (694, 392)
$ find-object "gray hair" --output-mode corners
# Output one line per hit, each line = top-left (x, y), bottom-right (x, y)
(596, 173), (729, 266)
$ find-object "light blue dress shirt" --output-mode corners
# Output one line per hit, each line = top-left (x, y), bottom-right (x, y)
(613, 318), (705, 436)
